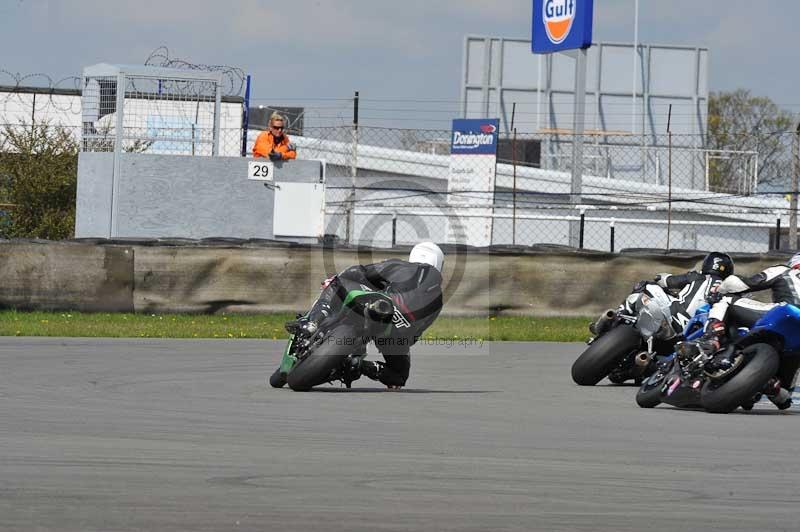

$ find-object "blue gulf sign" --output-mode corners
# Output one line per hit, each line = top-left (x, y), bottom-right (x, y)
(531, 0), (593, 54)
(450, 119), (499, 155)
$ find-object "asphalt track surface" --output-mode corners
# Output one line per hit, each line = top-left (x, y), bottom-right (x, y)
(1, 337), (799, 532)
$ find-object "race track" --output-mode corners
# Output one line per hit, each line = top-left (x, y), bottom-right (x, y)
(1, 337), (798, 531)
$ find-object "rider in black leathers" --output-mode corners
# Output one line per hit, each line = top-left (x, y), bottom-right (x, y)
(286, 242), (444, 389)
(652, 252), (734, 324)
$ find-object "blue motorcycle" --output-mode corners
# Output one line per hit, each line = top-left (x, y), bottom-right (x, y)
(700, 303), (800, 413)
(637, 302), (798, 413)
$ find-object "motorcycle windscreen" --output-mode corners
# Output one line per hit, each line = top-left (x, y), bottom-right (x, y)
(635, 291), (673, 339)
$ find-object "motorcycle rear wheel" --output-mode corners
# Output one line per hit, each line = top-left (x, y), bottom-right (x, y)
(700, 343), (779, 414)
(571, 325), (641, 386)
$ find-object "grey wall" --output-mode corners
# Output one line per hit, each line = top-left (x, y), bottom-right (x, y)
(76, 154), (323, 239)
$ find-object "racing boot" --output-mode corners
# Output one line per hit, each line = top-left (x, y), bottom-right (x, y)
(360, 359), (383, 381)
(763, 378), (792, 410)
(342, 347), (368, 388)
(693, 319), (738, 377)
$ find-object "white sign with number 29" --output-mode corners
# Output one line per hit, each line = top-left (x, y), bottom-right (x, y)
(248, 161), (274, 181)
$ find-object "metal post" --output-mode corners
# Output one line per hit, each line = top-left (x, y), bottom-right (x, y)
(666, 104), (673, 251)
(610, 220), (616, 253)
(346, 91), (359, 246)
(212, 78), (222, 157)
(30, 92), (36, 134)
(391, 213), (397, 247)
(110, 71), (126, 238)
(776, 217), (782, 251)
(511, 103), (517, 246)
(631, 0), (639, 135)
(569, 48), (588, 247)
(579, 210), (586, 249)
(240, 74), (251, 157)
(512, 127), (518, 246)
(790, 123), (800, 250)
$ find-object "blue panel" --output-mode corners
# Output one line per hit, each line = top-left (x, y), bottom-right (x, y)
(450, 119), (499, 155)
(532, 0), (594, 54)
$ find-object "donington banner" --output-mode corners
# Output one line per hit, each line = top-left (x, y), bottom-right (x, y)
(447, 118), (499, 247)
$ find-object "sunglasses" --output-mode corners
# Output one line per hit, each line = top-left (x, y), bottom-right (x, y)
(271, 125), (284, 131)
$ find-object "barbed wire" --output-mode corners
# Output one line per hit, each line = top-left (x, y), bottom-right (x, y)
(0, 47), (246, 120)
(0, 70), (82, 115)
(144, 46), (246, 98)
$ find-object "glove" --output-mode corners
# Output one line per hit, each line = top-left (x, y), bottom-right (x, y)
(268, 151), (283, 161)
(632, 280), (648, 293)
(707, 285), (723, 304)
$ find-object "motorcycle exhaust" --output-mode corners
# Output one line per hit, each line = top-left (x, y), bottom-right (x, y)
(590, 309), (616, 335)
(634, 351), (652, 368)
(631, 351), (654, 376)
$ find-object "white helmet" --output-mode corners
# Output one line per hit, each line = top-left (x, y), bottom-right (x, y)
(788, 253), (800, 269)
(409, 242), (444, 273)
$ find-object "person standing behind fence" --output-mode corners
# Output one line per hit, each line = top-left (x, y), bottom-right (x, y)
(253, 112), (297, 161)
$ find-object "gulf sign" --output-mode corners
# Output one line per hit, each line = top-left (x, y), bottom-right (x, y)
(450, 119), (499, 155)
(531, 0), (593, 54)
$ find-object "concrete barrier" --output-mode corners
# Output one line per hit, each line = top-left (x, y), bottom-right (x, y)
(0, 241), (134, 312)
(0, 240), (786, 316)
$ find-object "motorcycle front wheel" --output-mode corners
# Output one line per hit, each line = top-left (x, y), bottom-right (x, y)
(268, 368), (287, 388)
(636, 370), (666, 408)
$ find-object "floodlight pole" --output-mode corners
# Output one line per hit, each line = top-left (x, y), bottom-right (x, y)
(631, 0), (639, 134)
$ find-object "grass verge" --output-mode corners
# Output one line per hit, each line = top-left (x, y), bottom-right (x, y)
(0, 310), (592, 342)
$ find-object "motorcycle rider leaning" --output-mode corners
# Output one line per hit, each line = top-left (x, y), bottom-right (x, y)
(589, 252), (733, 337)
(684, 252), (800, 409)
(285, 242), (444, 390)
(652, 251), (734, 318)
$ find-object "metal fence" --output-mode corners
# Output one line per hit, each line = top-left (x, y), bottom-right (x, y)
(0, 82), (245, 157)
(288, 125), (799, 253)
(2, 81), (799, 251)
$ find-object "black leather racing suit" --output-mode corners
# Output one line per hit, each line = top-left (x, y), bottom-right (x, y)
(307, 259), (443, 386)
(656, 271), (724, 327)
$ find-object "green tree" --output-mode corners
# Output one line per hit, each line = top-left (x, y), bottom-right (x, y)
(707, 90), (795, 192)
(0, 123), (78, 239)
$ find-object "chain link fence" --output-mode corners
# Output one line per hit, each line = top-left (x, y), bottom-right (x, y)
(282, 124), (798, 253)
(2, 79), (799, 251)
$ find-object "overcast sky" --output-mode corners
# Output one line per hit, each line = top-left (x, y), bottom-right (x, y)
(1, 0), (797, 128)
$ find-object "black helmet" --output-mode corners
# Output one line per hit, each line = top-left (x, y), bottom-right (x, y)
(701, 252), (734, 278)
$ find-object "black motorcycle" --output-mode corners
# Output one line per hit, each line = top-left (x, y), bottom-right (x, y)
(269, 290), (397, 391)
